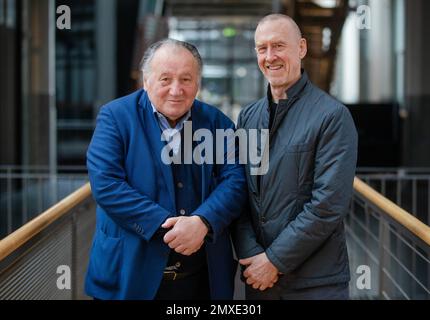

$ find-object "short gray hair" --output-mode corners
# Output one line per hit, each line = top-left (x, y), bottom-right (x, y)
(140, 38), (203, 78)
(256, 13), (302, 40)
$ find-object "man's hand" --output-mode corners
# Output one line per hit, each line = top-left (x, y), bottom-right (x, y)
(239, 252), (279, 291)
(162, 216), (209, 256)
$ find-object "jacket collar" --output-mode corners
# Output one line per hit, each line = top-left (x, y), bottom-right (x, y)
(266, 69), (309, 109)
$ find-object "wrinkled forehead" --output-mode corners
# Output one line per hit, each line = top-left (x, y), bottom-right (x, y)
(150, 45), (199, 73)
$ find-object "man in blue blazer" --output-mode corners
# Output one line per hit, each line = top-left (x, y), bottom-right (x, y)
(85, 39), (247, 300)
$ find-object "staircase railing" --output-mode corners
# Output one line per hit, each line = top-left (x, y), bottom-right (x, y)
(1, 175), (429, 299)
(347, 177), (430, 299)
(0, 183), (95, 299)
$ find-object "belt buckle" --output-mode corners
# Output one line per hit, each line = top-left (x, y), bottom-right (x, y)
(164, 270), (177, 281)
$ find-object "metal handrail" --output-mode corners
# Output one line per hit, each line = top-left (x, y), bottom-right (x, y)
(0, 183), (92, 262)
(353, 177), (430, 246)
(357, 167), (430, 174)
(0, 176), (428, 299)
(1, 178), (428, 261)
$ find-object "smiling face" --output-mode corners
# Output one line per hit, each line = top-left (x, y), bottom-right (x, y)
(143, 45), (200, 125)
(255, 18), (307, 94)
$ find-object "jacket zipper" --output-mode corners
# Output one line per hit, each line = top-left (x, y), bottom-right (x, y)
(259, 96), (298, 207)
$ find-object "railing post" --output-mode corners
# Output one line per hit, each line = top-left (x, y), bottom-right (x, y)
(49, 172), (58, 210)
(412, 179), (417, 217)
(378, 217), (387, 299)
(349, 197), (359, 298)
(22, 175), (28, 225)
(6, 167), (12, 235)
(71, 210), (77, 300)
(428, 177), (430, 227)
(37, 177), (43, 216)
(427, 179), (430, 299)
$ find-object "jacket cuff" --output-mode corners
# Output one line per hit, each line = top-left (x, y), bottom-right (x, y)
(193, 214), (214, 243)
(266, 247), (289, 274)
(196, 215), (214, 242)
(239, 247), (265, 260)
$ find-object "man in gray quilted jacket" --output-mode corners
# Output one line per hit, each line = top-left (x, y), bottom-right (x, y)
(233, 13), (358, 300)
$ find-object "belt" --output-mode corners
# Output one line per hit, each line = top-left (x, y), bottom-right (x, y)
(162, 270), (198, 281)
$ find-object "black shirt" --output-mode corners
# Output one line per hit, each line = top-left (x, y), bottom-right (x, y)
(268, 100), (278, 131)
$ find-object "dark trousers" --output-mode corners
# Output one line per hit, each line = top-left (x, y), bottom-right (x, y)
(155, 268), (211, 300)
(245, 282), (350, 300)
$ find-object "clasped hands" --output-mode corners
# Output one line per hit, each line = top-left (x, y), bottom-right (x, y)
(162, 215), (209, 256)
(239, 252), (280, 291)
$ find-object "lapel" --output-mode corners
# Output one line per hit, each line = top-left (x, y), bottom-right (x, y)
(247, 98), (269, 194)
(190, 100), (213, 201)
(137, 91), (175, 208)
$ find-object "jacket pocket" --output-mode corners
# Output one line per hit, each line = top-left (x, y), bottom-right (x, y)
(284, 142), (315, 186)
(88, 228), (122, 290)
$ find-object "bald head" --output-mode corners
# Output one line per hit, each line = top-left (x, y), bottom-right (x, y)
(256, 14), (302, 41)
(254, 13), (307, 102)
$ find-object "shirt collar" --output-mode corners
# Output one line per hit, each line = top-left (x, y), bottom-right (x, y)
(266, 68), (309, 106)
(151, 103), (192, 132)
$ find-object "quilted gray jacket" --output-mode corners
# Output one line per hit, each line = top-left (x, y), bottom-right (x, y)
(233, 71), (358, 289)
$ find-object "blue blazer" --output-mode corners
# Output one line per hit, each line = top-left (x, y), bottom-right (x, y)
(85, 89), (247, 299)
